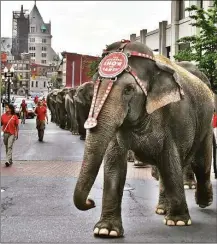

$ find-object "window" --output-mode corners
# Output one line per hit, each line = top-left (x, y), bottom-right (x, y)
(42, 38), (46, 43)
(178, 0), (185, 20)
(41, 53), (47, 58)
(30, 38), (35, 43)
(30, 53), (36, 57)
(36, 81), (38, 87)
(18, 64), (23, 69)
(25, 64), (29, 70)
(20, 81), (22, 86)
(29, 46), (36, 51)
(30, 26), (36, 33)
(42, 60), (46, 64)
(42, 46), (47, 51)
(31, 81), (34, 87)
(44, 81), (46, 88)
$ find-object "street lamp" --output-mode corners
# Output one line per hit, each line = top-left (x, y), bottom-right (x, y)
(3, 66), (14, 103)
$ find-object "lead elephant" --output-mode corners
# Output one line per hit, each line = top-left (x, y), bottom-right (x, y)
(73, 41), (214, 237)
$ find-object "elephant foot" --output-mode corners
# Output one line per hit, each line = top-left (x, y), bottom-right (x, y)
(133, 160), (149, 167)
(93, 218), (124, 238)
(184, 180), (196, 190)
(155, 204), (166, 215)
(195, 181), (213, 208)
(164, 214), (191, 226)
(80, 135), (86, 140)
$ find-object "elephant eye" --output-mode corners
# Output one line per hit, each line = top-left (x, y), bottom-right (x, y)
(124, 85), (135, 95)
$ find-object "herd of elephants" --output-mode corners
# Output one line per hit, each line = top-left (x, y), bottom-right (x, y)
(47, 41), (216, 237)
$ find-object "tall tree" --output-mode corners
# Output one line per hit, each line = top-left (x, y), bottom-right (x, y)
(87, 59), (101, 79)
(174, 0), (217, 93)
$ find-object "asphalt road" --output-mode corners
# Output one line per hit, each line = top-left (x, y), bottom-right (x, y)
(1, 115), (217, 243)
(0, 116), (84, 161)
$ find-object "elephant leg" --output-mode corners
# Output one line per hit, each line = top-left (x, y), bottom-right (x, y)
(127, 150), (135, 162)
(193, 132), (213, 208)
(157, 145), (191, 226)
(183, 164), (196, 189)
(151, 166), (159, 181)
(93, 139), (127, 237)
(155, 176), (167, 215)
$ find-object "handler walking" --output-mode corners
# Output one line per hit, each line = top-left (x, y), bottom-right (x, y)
(34, 99), (48, 142)
(1, 104), (19, 167)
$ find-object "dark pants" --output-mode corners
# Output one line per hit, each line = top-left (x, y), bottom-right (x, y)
(36, 120), (45, 141)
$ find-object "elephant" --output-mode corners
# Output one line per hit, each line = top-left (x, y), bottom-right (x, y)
(65, 88), (79, 134)
(73, 81), (94, 140)
(137, 60), (215, 188)
(73, 41), (214, 237)
(47, 89), (59, 124)
(56, 88), (69, 129)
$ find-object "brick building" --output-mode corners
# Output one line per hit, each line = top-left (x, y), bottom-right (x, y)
(60, 52), (99, 88)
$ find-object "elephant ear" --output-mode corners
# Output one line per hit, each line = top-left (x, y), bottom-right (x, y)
(146, 61), (185, 114)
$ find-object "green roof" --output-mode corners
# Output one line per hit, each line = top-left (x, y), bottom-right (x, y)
(41, 25), (47, 30)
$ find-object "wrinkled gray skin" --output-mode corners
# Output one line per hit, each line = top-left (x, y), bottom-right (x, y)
(65, 88), (79, 134)
(74, 82), (94, 140)
(73, 41), (214, 237)
(47, 89), (59, 124)
(150, 61), (212, 188)
(56, 88), (69, 129)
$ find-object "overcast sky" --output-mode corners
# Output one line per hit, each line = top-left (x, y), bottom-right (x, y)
(1, 1), (171, 56)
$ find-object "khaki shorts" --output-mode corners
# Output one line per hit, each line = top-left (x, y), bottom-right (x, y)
(36, 119), (45, 130)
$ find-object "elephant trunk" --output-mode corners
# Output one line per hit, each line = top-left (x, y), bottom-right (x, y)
(73, 81), (126, 211)
(73, 120), (116, 211)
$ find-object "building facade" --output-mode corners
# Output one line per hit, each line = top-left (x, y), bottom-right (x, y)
(28, 2), (58, 66)
(61, 52), (99, 88)
(129, 0), (214, 60)
(7, 54), (31, 95)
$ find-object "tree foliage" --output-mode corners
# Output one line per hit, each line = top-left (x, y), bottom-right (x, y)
(174, 0), (217, 93)
(87, 59), (101, 79)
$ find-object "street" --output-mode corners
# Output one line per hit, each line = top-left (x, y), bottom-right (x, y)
(1, 117), (217, 243)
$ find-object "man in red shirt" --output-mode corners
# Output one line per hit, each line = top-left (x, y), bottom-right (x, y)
(34, 100), (48, 142)
(1, 104), (19, 166)
(34, 95), (38, 105)
(19, 99), (27, 124)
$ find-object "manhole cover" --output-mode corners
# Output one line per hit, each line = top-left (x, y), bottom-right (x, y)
(1, 189), (5, 192)
(124, 187), (134, 191)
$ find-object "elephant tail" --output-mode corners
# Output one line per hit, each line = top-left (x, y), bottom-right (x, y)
(212, 133), (217, 179)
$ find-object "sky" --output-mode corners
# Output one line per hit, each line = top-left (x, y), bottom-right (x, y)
(1, 1), (171, 56)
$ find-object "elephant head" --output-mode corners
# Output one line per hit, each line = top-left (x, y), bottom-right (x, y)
(74, 82), (94, 106)
(68, 88), (76, 99)
(73, 41), (185, 210)
(56, 88), (69, 104)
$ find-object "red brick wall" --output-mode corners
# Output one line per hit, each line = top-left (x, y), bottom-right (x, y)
(65, 53), (99, 88)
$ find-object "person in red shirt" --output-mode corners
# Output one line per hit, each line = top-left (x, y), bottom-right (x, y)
(34, 95), (38, 105)
(19, 99), (27, 124)
(1, 104), (19, 167)
(34, 99), (48, 142)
